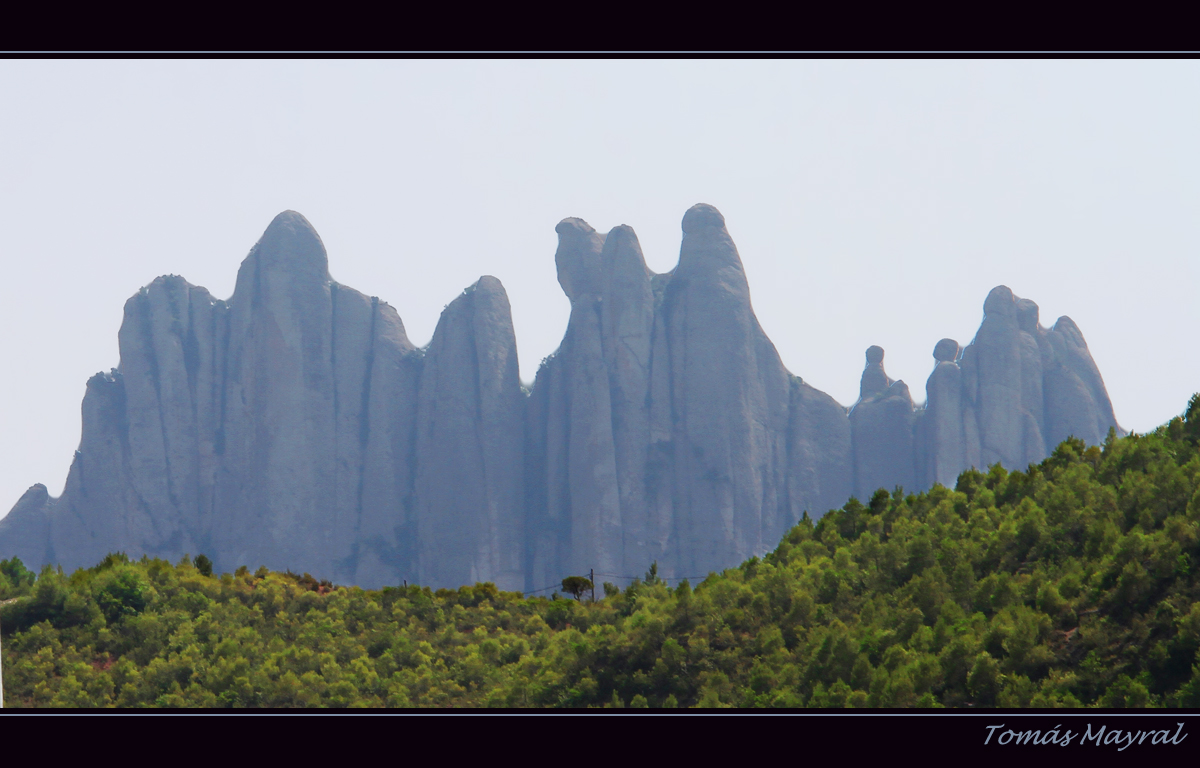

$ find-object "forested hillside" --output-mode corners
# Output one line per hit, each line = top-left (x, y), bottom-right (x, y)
(4, 402), (1200, 708)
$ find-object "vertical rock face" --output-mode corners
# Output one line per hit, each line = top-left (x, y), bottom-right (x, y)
(922, 338), (967, 489)
(539, 219), (625, 582)
(850, 347), (917, 499)
(952, 287), (1122, 481)
(973, 286), (1038, 470)
(0, 208), (1124, 591)
(354, 302), (422, 588)
(52, 277), (225, 569)
(527, 204), (851, 583)
(787, 378), (853, 526)
(527, 218), (660, 586)
(902, 287), (1122, 494)
(600, 226), (657, 575)
(213, 212), (342, 577)
(664, 204), (794, 575)
(0, 212), (433, 587)
(849, 287), (1122, 501)
(0, 484), (51, 568)
(415, 277), (525, 592)
(1041, 315), (1121, 449)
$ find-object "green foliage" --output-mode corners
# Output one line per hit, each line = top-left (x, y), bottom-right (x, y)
(7, 400), (1200, 707)
(0, 556), (35, 599)
(95, 570), (150, 625)
(560, 576), (593, 601)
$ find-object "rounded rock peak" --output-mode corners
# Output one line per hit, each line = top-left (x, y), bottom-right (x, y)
(473, 274), (505, 295)
(1016, 298), (1040, 333)
(255, 210), (329, 278)
(1053, 315), (1079, 333)
(21, 482), (49, 499)
(983, 285), (1015, 315)
(555, 217), (603, 302)
(270, 209), (306, 224)
(866, 345), (885, 365)
(933, 338), (959, 362)
(263, 210), (320, 240)
(603, 223), (646, 253)
(681, 203), (726, 234)
(555, 217), (596, 237)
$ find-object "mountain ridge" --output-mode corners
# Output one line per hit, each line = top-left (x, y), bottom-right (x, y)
(0, 206), (1123, 590)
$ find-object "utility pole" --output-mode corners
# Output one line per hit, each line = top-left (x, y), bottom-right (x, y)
(590, 568), (595, 602)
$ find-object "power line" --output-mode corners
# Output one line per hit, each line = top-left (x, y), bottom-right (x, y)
(521, 569), (711, 597)
(592, 572), (710, 581)
(522, 584), (562, 596)
(521, 575), (709, 596)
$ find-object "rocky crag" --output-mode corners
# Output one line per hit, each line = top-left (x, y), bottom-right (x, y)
(0, 207), (1123, 590)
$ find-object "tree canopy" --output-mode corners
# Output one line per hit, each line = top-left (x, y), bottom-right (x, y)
(560, 577), (592, 602)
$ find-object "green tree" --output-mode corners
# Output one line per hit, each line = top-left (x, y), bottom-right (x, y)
(560, 576), (592, 601)
(96, 570), (149, 625)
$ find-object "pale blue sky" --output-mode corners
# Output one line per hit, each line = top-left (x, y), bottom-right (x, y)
(2, 59), (1198, 514)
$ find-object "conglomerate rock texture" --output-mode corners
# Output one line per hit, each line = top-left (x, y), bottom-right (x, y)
(0, 207), (1124, 590)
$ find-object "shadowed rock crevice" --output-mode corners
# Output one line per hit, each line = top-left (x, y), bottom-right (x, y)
(0, 208), (1124, 590)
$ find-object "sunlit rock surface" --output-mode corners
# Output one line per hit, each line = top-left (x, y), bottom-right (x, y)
(0, 208), (1122, 590)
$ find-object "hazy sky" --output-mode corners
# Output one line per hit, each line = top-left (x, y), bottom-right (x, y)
(2, 59), (1198, 516)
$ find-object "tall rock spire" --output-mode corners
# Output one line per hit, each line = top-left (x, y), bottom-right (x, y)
(214, 211), (339, 575)
(850, 347), (917, 499)
(973, 286), (1039, 470)
(416, 276), (525, 592)
(1042, 315), (1121, 448)
(353, 300), (422, 588)
(917, 287), (1122, 489)
(664, 203), (794, 574)
(529, 204), (844, 584)
(954, 286), (1121, 478)
(922, 338), (968, 489)
(528, 218), (661, 586)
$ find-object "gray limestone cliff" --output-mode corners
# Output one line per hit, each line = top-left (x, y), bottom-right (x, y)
(0, 209), (1123, 590)
(528, 205), (852, 583)
(853, 286), (1124, 501)
(850, 347), (917, 500)
(0, 212), (518, 589)
(415, 277), (525, 592)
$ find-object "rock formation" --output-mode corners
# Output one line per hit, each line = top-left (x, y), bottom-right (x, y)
(0, 207), (1123, 591)
(921, 338), (969, 489)
(527, 205), (850, 583)
(850, 347), (917, 500)
(857, 287), (1124, 499)
(939, 287), (1121, 486)
(415, 276), (525, 591)
(0, 212), (524, 591)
